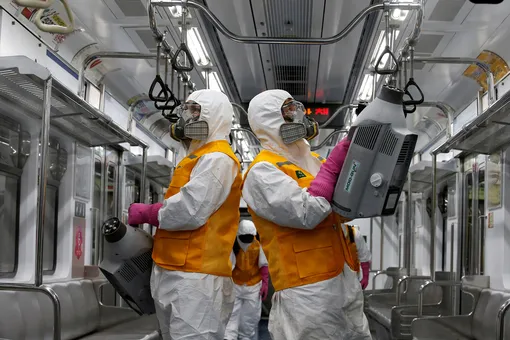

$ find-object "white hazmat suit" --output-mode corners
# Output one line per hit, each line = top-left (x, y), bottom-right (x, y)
(225, 220), (268, 340)
(152, 90), (237, 340)
(242, 89), (371, 340)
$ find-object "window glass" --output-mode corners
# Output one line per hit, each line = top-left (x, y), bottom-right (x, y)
(124, 168), (140, 210)
(43, 185), (58, 272)
(487, 151), (502, 210)
(106, 163), (117, 218)
(447, 176), (456, 218)
(0, 173), (19, 275)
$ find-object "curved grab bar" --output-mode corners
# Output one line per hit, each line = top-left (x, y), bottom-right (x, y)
(171, 43), (195, 72)
(15, 0), (54, 8)
(404, 78), (424, 105)
(310, 129), (348, 151)
(319, 104), (357, 129)
(497, 298), (510, 340)
(33, 0), (75, 35)
(375, 46), (399, 75)
(396, 275), (431, 305)
(0, 284), (61, 340)
(417, 280), (462, 317)
(152, 1), (422, 45)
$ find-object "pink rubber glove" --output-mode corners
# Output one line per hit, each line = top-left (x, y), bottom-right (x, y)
(308, 137), (351, 201)
(128, 203), (163, 226)
(360, 261), (370, 290)
(259, 266), (269, 300)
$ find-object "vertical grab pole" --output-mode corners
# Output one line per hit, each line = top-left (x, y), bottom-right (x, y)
(404, 173), (412, 276)
(36, 77), (52, 286)
(370, 218), (374, 270)
(380, 217), (385, 271)
(140, 147), (148, 204)
(431, 154), (437, 281)
(99, 83), (106, 112)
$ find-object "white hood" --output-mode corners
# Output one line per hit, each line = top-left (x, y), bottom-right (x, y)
(247, 89), (322, 175)
(238, 219), (257, 236)
(184, 89), (234, 154)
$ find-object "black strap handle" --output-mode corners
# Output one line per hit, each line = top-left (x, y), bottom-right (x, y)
(155, 85), (179, 110)
(403, 78), (424, 105)
(374, 46), (399, 75)
(171, 43), (195, 72)
(402, 91), (417, 116)
(149, 75), (169, 102)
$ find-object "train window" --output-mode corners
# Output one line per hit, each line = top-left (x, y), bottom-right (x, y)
(43, 185), (58, 273)
(106, 163), (117, 218)
(447, 176), (456, 218)
(124, 168), (140, 209)
(86, 82), (101, 110)
(487, 151), (502, 210)
(0, 172), (19, 276)
(91, 157), (103, 265)
(74, 144), (92, 201)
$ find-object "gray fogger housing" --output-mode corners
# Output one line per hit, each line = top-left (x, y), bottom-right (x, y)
(332, 85), (418, 219)
(99, 217), (155, 315)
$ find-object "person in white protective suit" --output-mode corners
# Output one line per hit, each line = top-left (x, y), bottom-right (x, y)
(127, 89), (242, 340)
(241, 89), (371, 340)
(342, 224), (372, 289)
(224, 219), (269, 340)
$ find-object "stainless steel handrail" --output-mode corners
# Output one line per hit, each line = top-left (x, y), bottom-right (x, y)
(310, 130), (348, 151)
(77, 52), (165, 99)
(371, 270), (388, 294)
(417, 280), (462, 317)
(151, 1), (421, 45)
(413, 57), (496, 105)
(497, 298), (510, 340)
(320, 104), (357, 129)
(396, 275), (431, 305)
(419, 101), (456, 138)
(0, 284), (61, 340)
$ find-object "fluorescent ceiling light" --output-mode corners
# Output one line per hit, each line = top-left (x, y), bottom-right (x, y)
(357, 74), (373, 101)
(208, 71), (225, 92)
(391, 0), (414, 21)
(168, 6), (182, 17)
(179, 27), (210, 66)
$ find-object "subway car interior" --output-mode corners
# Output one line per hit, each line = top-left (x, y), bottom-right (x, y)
(1, 0), (510, 339)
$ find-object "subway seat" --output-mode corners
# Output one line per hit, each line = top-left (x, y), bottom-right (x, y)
(0, 279), (160, 340)
(412, 285), (510, 340)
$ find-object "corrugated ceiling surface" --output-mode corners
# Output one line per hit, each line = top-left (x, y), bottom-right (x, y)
(263, 0), (313, 99)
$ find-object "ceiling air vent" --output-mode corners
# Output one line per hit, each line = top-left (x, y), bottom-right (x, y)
(429, 0), (466, 22)
(274, 65), (307, 96)
(114, 0), (147, 17)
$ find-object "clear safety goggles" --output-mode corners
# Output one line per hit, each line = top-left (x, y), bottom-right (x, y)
(173, 102), (202, 122)
(281, 100), (305, 122)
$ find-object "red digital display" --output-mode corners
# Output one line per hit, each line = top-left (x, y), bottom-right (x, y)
(305, 107), (330, 116)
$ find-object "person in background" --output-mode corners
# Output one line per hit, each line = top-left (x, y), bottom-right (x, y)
(127, 89), (242, 340)
(224, 219), (269, 340)
(242, 89), (371, 340)
(342, 224), (371, 290)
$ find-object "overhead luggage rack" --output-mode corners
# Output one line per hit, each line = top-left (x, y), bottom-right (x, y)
(125, 153), (173, 187)
(433, 84), (510, 156)
(0, 56), (147, 148)
(406, 160), (457, 193)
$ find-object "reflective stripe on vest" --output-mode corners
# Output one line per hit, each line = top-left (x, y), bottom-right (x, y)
(232, 240), (262, 286)
(242, 150), (353, 291)
(152, 140), (242, 277)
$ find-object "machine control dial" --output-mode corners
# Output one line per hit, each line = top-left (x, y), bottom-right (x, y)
(370, 173), (383, 188)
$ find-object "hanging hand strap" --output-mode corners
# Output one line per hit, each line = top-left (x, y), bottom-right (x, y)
(171, 5), (194, 72)
(33, 0), (75, 34)
(149, 42), (169, 102)
(402, 47), (424, 105)
(15, 0), (54, 8)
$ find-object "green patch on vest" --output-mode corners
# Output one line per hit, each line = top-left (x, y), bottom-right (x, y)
(295, 170), (307, 179)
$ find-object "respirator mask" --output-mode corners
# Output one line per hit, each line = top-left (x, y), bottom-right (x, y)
(170, 101), (209, 142)
(238, 234), (255, 244)
(279, 100), (319, 144)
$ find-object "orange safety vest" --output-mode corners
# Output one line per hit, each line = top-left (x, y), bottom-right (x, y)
(152, 140), (242, 277)
(232, 240), (262, 286)
(344, 224), (361, 272)
(242, 150), (356, 291)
